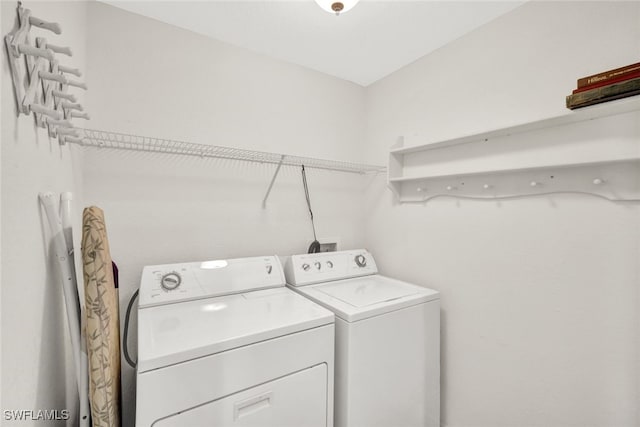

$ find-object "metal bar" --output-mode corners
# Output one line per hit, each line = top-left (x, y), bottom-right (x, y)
(262, 155), (285, 208)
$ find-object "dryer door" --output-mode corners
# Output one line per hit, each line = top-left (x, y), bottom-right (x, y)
(154, 363), (328, 427)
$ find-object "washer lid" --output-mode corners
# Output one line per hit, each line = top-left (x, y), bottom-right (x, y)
(137, 287), (334, 373)
(315, 276), (420, 307)
(292, 275), (439, 322)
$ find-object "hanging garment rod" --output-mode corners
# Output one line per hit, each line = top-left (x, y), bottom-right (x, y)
(74, 129), (387, 175)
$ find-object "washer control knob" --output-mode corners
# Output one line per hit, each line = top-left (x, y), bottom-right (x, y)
(355, 254), (367, 267)
(302, 263), (311, 271)
(326, 261), (334, 268)
(160, 272), (182, 291)
(314, 261), (322, 270)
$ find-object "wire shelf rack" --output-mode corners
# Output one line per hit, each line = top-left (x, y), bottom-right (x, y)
(75, 128), (386, 175)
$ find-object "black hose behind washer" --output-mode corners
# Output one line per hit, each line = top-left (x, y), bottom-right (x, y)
(123, 288), (139, 368)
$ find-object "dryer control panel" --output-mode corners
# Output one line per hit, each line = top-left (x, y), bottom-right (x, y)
(283, 249), (378, 286)
(139, 256), (285, 308)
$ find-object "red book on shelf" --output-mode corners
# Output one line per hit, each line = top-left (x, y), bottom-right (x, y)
(573, 69), (640, 94)
(577, 62), (640, 88)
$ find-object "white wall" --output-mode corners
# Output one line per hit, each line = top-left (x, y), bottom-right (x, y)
(0, 2), (4, 418)
(1, 2), (87, 426)
(83, 2), (368, 424)
(364, 2), (640, 427)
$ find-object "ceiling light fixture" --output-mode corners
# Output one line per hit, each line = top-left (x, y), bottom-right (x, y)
(314, 0), (360, 16)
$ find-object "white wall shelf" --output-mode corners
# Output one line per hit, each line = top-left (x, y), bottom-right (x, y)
(388, 96), (640, 203)
(389, 158), (639, 184)
(77, 128), (386, 174)
(74, 128), (386, 207)
(391, 96), (640, 154)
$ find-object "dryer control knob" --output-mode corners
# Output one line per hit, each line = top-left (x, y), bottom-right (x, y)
(160, 272), (181, 291)
(355, 254), (367, 267)
(326, 261), (334, 268)
(314, 262), (322, 270)
(302, 263), (311, 271)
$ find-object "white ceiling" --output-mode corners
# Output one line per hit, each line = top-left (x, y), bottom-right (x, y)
(103, 1), (525, 86)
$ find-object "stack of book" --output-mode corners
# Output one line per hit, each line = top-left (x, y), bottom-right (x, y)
(566, 62), (640, 109)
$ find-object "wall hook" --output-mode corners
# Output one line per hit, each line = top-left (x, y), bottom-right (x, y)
(59, 65), (81, 77)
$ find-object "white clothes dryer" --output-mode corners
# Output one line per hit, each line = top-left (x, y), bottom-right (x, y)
(136, 256), (335, 427)
(283, 250), (440, 427)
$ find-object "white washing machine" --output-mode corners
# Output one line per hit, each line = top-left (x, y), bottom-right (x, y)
(136, 256), (335, 427)
(283, 249), (440, 427)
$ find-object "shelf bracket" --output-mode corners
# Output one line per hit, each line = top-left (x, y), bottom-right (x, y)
(262, 155), (285, 208)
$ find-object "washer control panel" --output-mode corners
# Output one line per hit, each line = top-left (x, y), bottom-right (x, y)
(283, 249), (378, 286)
(139, 256), (285, 308)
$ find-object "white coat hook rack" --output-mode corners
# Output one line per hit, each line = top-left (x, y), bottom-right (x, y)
(4, 2), (90, 143)
(393, 160), (640, 204)
(72, 129), (386, 207)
